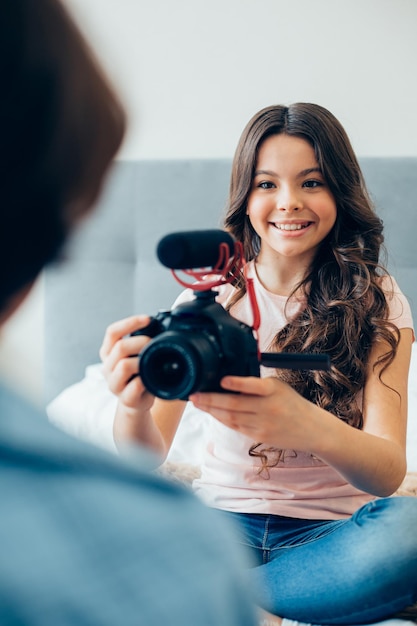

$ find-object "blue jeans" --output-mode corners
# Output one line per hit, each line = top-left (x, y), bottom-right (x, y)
(221, 496), (417, 624)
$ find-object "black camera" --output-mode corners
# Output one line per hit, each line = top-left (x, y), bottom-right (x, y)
(132, 289), (261, 400)
(132, 229), (329, 401)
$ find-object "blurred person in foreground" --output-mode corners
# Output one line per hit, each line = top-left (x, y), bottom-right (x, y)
(0, 1), (257, 624)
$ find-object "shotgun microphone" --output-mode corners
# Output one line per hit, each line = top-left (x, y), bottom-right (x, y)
(157, 229), (235, 270)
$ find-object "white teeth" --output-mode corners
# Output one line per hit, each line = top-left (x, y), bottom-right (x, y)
(275, 223), (309, 231)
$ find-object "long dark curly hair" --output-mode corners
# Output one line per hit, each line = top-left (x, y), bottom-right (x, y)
(224, 103), (399, 472)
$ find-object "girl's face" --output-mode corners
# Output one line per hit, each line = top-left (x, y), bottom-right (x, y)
(247, 133), (337, 266)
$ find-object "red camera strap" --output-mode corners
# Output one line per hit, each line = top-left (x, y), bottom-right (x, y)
(170, 241), (261, 341)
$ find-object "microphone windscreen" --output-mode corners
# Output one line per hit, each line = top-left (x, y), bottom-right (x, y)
(157, 229), (235, 269)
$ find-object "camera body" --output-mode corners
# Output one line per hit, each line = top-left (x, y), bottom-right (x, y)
(132, 289), (260, 401)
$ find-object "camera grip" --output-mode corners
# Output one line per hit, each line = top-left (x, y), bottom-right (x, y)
(130, 317), (163, 339)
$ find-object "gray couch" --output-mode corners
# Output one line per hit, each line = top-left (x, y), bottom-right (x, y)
(44, 158), (417, 403)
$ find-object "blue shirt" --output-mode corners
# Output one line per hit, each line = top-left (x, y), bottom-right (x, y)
(0, 383), (257, 625)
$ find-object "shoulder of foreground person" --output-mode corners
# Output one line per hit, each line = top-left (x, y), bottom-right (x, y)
(0, 384), (257, 626)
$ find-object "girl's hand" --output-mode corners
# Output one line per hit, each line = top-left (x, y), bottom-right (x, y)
(100, 315), (165, 452)
(190, 375), (312, 451)
(100, 315), (154, 411)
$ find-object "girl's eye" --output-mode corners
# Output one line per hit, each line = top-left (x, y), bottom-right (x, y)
(303, 179), (323, 189)
(257, 181), (275, 189)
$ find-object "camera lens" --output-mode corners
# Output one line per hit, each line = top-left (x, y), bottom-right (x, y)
(143, 346), (191, 393)
(139, 330), (220, 400)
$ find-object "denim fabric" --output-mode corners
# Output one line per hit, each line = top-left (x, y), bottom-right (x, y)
(222, 496), (417, 624)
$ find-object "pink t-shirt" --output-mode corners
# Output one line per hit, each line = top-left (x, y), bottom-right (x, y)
(177, 263), (414, 520)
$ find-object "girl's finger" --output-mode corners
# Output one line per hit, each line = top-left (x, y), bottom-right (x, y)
(190, 389), (257, 416)
(99, 315), (150, 360)
(107, 356), (141, 395)
(102, 334), (150, 377)
(120, 377), (155, 412)
(220, 375), (277, 396)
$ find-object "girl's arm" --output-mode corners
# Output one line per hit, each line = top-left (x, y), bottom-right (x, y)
(317, 326), (412, 495)
(100, 315), (186, 458)
(190, 328), (413, 496)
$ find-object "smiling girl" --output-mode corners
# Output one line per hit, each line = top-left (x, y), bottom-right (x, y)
(101, 104), (417, 625)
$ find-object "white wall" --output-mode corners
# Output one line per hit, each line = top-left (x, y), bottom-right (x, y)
(1, 0), (416, 406)
(65, 0), (417, 159)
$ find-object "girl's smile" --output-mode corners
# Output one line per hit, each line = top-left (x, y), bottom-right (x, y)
(247, 134), (337, 265)
(270, 219), (314, 234)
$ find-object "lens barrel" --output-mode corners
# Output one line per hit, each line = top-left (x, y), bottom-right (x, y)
(139, 331), (220, 400)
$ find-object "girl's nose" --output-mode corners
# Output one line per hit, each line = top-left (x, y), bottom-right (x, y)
(276, 187), (301, 212)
